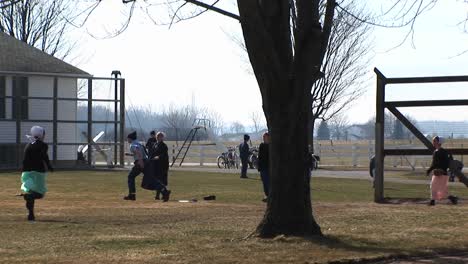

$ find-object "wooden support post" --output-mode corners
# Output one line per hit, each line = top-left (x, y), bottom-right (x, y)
(374, 68), (386, 203)
(87, 79), (93, 166)
(352, 143), (358, 167)
(200, 145), (205, 166)
(119, 79), (125, 166)
(52, 77), (58, 165)
(387, 105), (434, 150)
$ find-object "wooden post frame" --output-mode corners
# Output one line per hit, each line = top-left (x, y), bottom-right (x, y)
(374, 68), (386, 202)
(374, 67), (468, 202)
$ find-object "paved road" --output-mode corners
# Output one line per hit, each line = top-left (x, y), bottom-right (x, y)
(170, 166), (468, 186)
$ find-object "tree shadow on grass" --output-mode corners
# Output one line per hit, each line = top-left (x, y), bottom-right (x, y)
(303, 235), (468, 263)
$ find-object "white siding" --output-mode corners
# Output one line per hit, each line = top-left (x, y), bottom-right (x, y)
(57, 78), (77, 121)
(28, 76), (53, 97)
(58, 123), (78, 160)
(0, 121), (15, 143)
(57, 78), (77, 160)
(1, 76), (78, 161)
(28, 76), (53, 120)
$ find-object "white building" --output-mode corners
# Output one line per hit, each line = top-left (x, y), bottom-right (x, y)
(0, 32), (92, 168)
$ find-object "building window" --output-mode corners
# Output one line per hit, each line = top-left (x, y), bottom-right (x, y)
(0, 76), (5, 118)
(0, 144), (17, 167)
(12, 76), (28, 119)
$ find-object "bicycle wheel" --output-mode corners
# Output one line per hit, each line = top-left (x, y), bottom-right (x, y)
(217, 156), (225, 169)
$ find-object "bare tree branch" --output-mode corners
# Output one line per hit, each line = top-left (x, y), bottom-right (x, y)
(0, 0), (75, 59)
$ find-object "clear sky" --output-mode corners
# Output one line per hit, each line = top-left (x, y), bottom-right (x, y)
(68, 1), (468, 128)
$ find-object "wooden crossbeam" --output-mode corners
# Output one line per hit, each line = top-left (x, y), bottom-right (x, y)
(386, 100), (468, 107)
(386, 105), (434, 151)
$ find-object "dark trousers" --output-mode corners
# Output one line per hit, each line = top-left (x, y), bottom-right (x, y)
(141, 160), (168, 192)
(259, 169), (270, 196)
(128, 164), (144, 194)
(160, 169), (168, 186)
(241, 157), (248, 177)
(24, 191), (43, 216)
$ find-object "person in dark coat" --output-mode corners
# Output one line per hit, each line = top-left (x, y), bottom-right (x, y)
(239, 134), (250, 178)
(151, 132), (169, 200)
(426, 136), (458, 206)
(124, 131), (171, 202)
(146, 130), (157, 154)
(20, 126), (53, 221)
(257, 132), (270, 202)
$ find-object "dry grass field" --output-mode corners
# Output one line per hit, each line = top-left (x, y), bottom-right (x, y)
(0, 170), (467, 264)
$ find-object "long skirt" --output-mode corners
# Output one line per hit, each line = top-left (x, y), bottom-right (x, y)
(21, 171), (47, 195)
(431, 174), (449, 200)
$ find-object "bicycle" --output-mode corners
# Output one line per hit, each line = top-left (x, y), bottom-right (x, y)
(217, 147), (239, 169)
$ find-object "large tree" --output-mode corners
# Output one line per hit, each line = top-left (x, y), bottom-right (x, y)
(76, 0), (442, 238)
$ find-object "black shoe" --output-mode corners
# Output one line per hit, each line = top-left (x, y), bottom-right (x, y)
(162, 190), (171, 202)
(448, 195), (458, 205)
(240, 176), (248, 179)
(123, 194), (136, 201)
(428, 200), (435, 206)
(155, 191), (161, 200)
(27, 214), (35, 221)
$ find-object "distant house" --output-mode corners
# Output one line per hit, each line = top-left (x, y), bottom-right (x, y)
(0, 32), (91, 167)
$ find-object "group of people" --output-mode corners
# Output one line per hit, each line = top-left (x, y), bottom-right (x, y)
(18, 126), (172, 221)
(124, 130), (171, 202)
(239, 133), (271, 202)
(17, 124), (465, 221)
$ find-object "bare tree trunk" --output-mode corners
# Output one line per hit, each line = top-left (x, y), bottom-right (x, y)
(257, 87), (321, 236)
(237, 0), (334, 237)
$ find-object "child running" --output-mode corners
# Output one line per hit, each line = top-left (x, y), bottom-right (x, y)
(21, 126), (53, 221)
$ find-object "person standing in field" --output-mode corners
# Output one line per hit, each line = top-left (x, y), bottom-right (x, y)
(257, 132), (270, 202)
(146, 130), (157, 154)
(239, 134), (250, 179)
(21, 126), (53, 221)
(152, 132), (169, 200)
(427, 136), (458, 206)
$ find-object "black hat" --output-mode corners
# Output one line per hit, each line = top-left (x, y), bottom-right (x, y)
(127, 131), (137, 140)
(244, 134), (250, 140)
(150, 130), (156, 136)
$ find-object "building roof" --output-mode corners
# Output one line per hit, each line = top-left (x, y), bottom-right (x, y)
(0, 32), (90, 77)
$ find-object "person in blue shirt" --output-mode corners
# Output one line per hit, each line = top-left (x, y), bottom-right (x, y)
(124, 131), (171, 201)
(239, 134), (250, 178)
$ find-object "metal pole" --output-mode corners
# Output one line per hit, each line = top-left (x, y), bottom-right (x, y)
(374, 68), (386, 203)
(87, 78), (93, 166)
(52, 77), (58, 165)
(119, 79), (125, 166)
(112, 70), (121, 166)
(14, 77), (21, 168)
